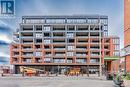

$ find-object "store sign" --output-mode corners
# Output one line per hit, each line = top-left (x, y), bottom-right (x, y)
(0, 0), (15, 18)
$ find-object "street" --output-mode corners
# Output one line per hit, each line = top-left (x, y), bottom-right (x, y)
(0, 76), (115, 87)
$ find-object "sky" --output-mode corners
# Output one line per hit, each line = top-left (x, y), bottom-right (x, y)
(0, 0), (124, 64)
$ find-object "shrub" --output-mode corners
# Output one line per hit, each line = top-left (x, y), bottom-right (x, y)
(125, 74), (130, 80)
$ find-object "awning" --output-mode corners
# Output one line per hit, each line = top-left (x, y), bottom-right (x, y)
(104, 57), (119, 61)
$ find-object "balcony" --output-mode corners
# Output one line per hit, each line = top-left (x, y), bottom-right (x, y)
(76, 59), (86, 64)
(43, 26), (51, 32)
(22, 25), (33, 31)
(22, 39), (33, 44)
(90, 54), (100, 57)
(67, 33), (74, 38)
(35, 33), (42, 38)
(22, 48), (33, 51)
(13, 31), (19, 36)
(13, 37), (19, 42)
(90, 59), (100, 64)
(12, 48), (19, 51)
(22, 54), (34, 57)
(22, 59), (32, 63)
(67, 59), (73, 63)
(53, 41), (66, 44)
(44, 58), (52, 63)
(35, 58), (42, 63)
(45, 54), (52, 57)
(43, 40), (51, 44)
(53, 27), (65, 31)
(90, 48), (100, 50)
(54, 48), (65, 50)
(53, 59), (65, 63)
(13, 54), (19, 57)
(76, 32), (89, 37)
(76, 54), (87, 57)
(55, 54), (66, 57)
(53, 32), (65, 38)
(67, 52), (74, 57)
(67, 46), (75, 51)
(35, 52), (42, 57)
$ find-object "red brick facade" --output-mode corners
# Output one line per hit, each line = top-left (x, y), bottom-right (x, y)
(124, 0), (130, 72)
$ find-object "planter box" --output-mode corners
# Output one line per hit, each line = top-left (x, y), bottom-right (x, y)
(124, 80), (130, 87)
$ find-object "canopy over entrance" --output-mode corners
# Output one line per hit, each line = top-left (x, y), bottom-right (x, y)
(104, 57), (119, 61)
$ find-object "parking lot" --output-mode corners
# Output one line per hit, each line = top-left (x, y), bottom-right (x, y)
(0, 76), (115, 87)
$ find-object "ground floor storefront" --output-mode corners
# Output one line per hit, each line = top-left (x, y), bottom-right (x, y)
(104, 57), (119, 74)
(14, 65), (102, 76)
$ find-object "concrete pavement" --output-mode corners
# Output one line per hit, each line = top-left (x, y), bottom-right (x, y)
(0, 76), (115, 87)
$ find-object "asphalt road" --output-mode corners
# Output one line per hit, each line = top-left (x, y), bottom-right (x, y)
(0, 76), (115, 87)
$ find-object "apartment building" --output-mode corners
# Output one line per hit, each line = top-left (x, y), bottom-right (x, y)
(10, 15), (120, 74)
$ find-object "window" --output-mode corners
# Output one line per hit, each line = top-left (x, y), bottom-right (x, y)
(113, 38), (119, 44)
(100, 19), (108, 25)
(44, 39), (51, 44)
(35, 25), (42, 31)
(43, 26), (51, 31)
(36, 39), (42, 43)
(67, 39), (75, 43)
(46, 19), (65, 23)
(35, 45), (41, 49)
(67, 58), (73, 63)
(67, 26), (75, 30)
(113, 52), (119, 56)
(67, 33), (74, 38)
(36, 33), (42, 38)
(44, 58), (51, 63)
(67, 52), (74, 56)
(44, 33), (51, 37)
(115, 45), (119, 50)
(76, 59), (86, 63)
(67, 19), (86, 23)
(87, 19), (99, 24)
(23, 59), (32, 63)
(67, 46), (75, 50)
(53, 58), (65, 63)
(90, 59), (99, 63)
(35, 52), (42, 56)
(26, 19), (45, 23)
(44, 45), (51, 49)
(22, 25), (33, 31)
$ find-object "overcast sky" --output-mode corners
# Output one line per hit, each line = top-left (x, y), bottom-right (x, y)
(0, 0), (124, 64)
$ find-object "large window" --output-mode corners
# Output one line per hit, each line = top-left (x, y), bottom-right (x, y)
(46, 19), (65, 23)
(44, 39), (51, 44)
(76, 59), (86, 63)
(87, 19), (99, 24)
(90, 58), (99, 63)
(35, 52), (42, 56)
(67, 19), (86, 23)
(36, 33), (42, 38)
(25, 19), (45, 23)
(67, 33), (74, 38)
(67, 46), (75, 50)
(113, 52), (119, 56)
(44, 58), (51, 63)
(53, 58), (65, 63)
(43, 26), (51, 31)
(67, 52), (74, 56)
